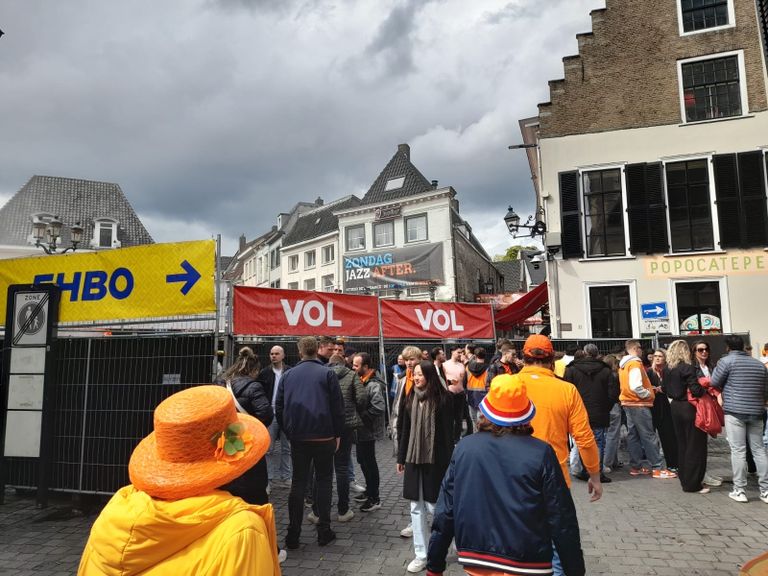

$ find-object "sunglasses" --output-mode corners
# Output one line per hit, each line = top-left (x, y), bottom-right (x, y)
(695, 347), (709, 352)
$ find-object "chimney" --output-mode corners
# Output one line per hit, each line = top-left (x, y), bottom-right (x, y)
(397, 143), (410, 160)
(239, 234), (246, 252)
(315, 196), (324, 206)
(431, 180), (438, 189)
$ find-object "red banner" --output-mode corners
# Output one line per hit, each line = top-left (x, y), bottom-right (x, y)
(233, 286), (380, 337)
(381, 300), (495, 339)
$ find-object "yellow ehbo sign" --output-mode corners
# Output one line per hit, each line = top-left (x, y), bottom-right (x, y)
(0, 240), (216, 322)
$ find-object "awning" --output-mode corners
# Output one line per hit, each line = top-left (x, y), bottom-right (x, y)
(494, 282), (549, 331)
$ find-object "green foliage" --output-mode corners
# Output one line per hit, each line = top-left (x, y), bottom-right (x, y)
(494, 245), (537, 262)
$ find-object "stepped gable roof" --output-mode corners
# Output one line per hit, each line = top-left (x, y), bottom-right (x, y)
(493, 260), (523, 293)
(0, 175), (153, 247)
(282, 195), (361, 248)
(361, 144), (435, 206)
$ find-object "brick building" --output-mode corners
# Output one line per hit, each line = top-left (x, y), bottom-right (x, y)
(522, 0), (768, 346)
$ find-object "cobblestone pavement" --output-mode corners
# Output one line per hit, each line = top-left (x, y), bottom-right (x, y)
(1, 436), (767, 575)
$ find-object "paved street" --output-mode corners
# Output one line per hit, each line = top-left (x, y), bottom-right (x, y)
(1, 436), (767, 575)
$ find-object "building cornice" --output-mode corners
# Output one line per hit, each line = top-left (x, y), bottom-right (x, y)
(333, 187), (455, 219)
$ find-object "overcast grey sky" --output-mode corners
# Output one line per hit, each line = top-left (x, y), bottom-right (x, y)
(0, 0), (601, 258)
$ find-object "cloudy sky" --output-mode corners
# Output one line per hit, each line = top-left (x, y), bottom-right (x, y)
(0, 0), (601, 258)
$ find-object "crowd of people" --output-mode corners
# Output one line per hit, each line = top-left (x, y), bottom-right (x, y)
(76, 333), (768, 576)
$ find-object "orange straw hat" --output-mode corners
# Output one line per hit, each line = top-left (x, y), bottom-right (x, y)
(129, 385), (270, 500)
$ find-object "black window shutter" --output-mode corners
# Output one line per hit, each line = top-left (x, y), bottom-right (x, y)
(737, 151), (768, 247)
(626, 162), (668, 254)
(714, 152), (768, 248)
(559, 171), (583, 259)
(713, 154), (741, 248)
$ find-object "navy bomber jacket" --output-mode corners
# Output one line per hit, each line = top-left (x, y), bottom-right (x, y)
(427, 432), (586, 576)
(275, 359), (345, 441)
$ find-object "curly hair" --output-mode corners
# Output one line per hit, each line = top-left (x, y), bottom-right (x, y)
(666, 340), (691, 369)
(476, 414), (534, 436)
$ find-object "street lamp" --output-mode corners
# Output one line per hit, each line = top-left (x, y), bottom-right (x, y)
(31, 215), (83, 254)
(427, 281), (438, 301)
(503, 206), (547, 238)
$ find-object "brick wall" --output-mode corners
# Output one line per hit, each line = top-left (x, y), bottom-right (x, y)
(539, 0), (768, 138)
(452, 232), (502, 302)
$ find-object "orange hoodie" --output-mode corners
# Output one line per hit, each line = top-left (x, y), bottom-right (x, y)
(508, 365), (599, 485)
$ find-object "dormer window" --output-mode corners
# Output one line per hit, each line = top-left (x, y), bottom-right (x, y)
(385, 176), (405, 191)
(90, 218), (121, 249)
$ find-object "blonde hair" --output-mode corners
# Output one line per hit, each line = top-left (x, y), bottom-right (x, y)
(666, 340), (691, 369)
(401, 345), (422, 361)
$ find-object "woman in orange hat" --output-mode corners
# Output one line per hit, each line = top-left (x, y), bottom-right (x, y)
(77, 385), (280, 576)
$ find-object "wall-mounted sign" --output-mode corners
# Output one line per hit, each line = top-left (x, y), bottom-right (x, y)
(645, 250), (768, 279)
(343, 243), (444, 293)
(374, 204), (401, 221)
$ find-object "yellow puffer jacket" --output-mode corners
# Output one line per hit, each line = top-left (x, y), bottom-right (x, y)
(78, 485), (280, 576)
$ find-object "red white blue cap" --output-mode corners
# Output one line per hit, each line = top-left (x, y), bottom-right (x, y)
(479, 374), (536, 427)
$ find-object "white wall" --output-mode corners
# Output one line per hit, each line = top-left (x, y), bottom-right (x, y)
(281, 233), (340, 292)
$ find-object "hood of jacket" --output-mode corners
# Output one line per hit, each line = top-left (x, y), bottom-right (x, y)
(82, 486), (269, 576)
(332, 363), (353, 380)
(619, 354), (640, 369)
(569, 357), (609, 376)
(467, 360), (488, 377)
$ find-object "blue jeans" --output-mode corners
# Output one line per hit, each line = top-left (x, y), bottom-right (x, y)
(267, 420), (292, 481)
(625, 406), (662, 470)
(603, 404), (623, 468)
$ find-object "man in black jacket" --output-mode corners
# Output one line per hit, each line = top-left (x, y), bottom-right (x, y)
(277, 336), (345, 549)
(564, 344), (618, 484)
(259, 345), (292, 487)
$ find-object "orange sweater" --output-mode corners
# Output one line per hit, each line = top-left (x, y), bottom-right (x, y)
(619, 356), (655, 408)
(511, 365), (599, 485)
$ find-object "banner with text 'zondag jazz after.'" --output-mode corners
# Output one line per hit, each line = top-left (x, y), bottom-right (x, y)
(381, 300), (495, 340)
(233, 286), (380, 337)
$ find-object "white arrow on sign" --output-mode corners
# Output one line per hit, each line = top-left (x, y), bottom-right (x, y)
(648, 305), (664, 316)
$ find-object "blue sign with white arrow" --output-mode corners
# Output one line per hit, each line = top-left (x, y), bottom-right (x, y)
(641, 302), (668, 319)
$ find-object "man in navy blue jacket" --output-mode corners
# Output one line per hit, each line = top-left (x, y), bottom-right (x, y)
(276, 336), (345, 549)
(426, 374), (585, 576)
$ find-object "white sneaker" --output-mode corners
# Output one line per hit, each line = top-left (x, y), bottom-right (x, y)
(307, 511), (319, 524)
(760, 491), (768, 504)
(337, 509), (354, 522)
(407, 557), (428, 573)
(277, 549), (287, 564)
(703, 473), (723, 487)
(350, 482), (366, 494)
(602, 466), (612, 474)
(400, 524), (413, 538)
(729, 489), (748, 503)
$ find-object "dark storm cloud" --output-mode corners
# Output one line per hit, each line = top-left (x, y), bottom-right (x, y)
(0, 0), (601, 255)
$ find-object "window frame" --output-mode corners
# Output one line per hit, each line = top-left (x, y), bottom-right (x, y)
(579, 165), (631, 258)
(321, 244), (335, 265)
(584, 281), (638, 339)
(303, 278), (316, 291)
(662, 154), (722, 254)
(668, 277), (730, 335)
(404, 213), (428, 244)
(288, 254), (299, 273)
(676, 0), (735, 36)
(374, 221), (395, 248)
(676, 50), (748, 124)
(345, 225), (366, 252)
(408, 286), (430, 298)
(304, 249), (316, 270)
(90, 217), (120, 249)
(321, 274), (335, 291)
(287, 281), (299, 290)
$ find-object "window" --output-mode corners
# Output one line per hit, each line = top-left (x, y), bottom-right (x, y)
(270, 280), (280, 289)
(408, 286), (429, 298)
(270, 248), (280, 269)
(322, 274), (335, 291)
(666, 159), (715, 252)
(374, 221), (394, 247)
(305, 250), (316, 269)
(99, 223), (113, 247)
(304, 278), (316, 291)
(405, 214), (427, 243)
(589, 285), (633, 338)
(676, 281), (722, 334)
(288, 254), (299, 272)
(582, 169), (626, 257)
(322, 244), (335, 264)
(679, 53), (743, 123)
(385, 176), (405, 191)
(287, 282), (299, 290)
(90, 218), (120, 249)
(346, 225), (365, 251)
(679, 0), (731, 33)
